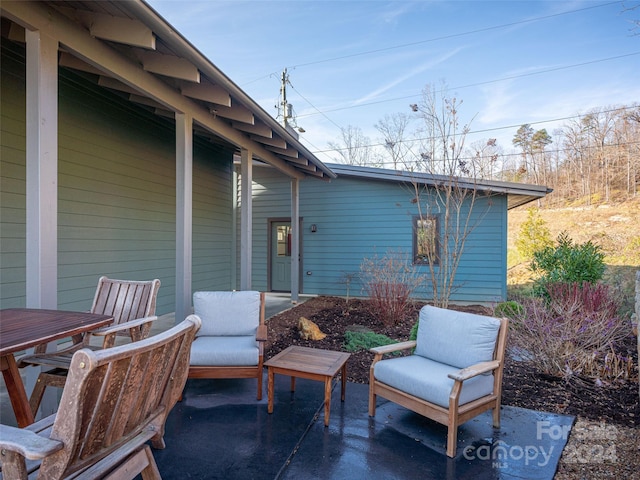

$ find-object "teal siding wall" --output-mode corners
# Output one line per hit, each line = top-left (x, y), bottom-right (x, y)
(193, 154), (234, 293)
(0, 44), (27, 308)
(0, 40), (234, 313)
(249, 171), (293, 291)
(56, 73), (178, 314)
(251, 168), (508, 304)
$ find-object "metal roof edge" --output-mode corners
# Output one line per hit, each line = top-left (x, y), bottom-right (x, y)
(324, 163), (552, 208)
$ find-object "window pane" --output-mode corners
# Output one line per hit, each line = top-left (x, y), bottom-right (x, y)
(276, 225), (291, 257)
(414, 216), (438, 264)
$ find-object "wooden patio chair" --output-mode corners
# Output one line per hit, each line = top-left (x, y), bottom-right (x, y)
(187, 291), (267, 400)
(0, 314), (201, 480)
(18, 276), (161, 415)
(368, 305), (508, 457)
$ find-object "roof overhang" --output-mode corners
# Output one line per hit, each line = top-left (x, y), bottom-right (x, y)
(325, 163), (552, 210)
(1, 0), (336, 180)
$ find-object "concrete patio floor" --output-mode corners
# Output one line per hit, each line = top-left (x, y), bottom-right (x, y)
(156, 374), (573, 480)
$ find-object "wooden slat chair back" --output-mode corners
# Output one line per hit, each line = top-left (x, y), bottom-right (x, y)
(18, 276), (161, 416)
(187, 291), (267, 400)
(368, 306), (509, 458)
(0, 315), (201, 480)
(90, 276), (161, 347)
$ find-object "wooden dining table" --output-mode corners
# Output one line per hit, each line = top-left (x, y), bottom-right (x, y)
(0, 308), (113, 427)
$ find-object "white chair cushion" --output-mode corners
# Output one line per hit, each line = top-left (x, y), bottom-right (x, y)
(190, 336), (259, 366)
(193, 291), (261, 337)
(414, 305), (500, 369)
(373, 355), (494, 408)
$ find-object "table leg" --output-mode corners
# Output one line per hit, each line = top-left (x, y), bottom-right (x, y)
(0, 354), (35, 427)
(290, 376), (296, 392)
(267, 367), (274, 414)
(341, 363), (347, 401)
(323, 377), (331, 427)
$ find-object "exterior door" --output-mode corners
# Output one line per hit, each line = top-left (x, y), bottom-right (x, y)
(271, 222), (292, 291)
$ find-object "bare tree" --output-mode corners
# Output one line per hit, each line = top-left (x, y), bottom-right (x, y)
(409, 84), (489, 308)
(374, 113), (415, 170)
(465, 138), (503, 180)
(327, 125), (382, 166)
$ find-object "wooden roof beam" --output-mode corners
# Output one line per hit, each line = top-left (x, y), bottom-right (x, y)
(266, 146), (299, 158)
(210, 102), (254, 124)
(232, 121), (272, 138)
(59, 51), (103, 75)
(139, 51), (200, 83)
(76, 10), (156, 49)
(181, 80), (231, 107)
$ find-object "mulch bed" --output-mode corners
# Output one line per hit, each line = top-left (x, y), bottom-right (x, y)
(265, 295), (639, 427)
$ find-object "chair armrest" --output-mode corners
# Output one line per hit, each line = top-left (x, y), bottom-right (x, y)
(90, 316), (157, 337)
(369, 340), (416, 364)
(447, 360), (500, 382)
(0, 424), (63, 460)
(369, 340), (416, 356)
(256, 324), (268, 342)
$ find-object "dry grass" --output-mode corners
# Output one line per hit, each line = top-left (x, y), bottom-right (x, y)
(508, 197), (640, 314)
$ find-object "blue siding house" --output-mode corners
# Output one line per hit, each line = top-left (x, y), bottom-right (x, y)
(246, 163), (549, 304)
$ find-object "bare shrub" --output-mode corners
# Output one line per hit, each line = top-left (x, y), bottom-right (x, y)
(509, 282), (634, 384)
(360, 251), (420, 327)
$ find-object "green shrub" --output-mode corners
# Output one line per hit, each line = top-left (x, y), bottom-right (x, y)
(343, 330), (397, 353)
(530, 231), (605, 296)
(494, 301), (525, 319)
(515, 207), (553, 260)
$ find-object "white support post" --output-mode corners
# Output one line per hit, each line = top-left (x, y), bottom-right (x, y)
(25, 29), (58, 310)
(240, 148), (253, 290)
(290, 178), (300, 303)
(24, 28), (59, 418)
(176, 113), (193, 323)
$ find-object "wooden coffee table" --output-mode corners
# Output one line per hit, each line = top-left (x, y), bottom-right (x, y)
(265, 346), (350, 426)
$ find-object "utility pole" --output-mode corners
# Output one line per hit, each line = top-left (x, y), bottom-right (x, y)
(279, 68), (290, 128)
(278, 68), (304, 133)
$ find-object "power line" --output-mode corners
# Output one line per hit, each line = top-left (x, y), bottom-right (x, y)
(241, 2), (621, 91)
(359, 138), (640, 171)
(289, 1), (620, 69)
(311, 105), (640, 157)
(296, 51), (640, 120)
(287, 81), (343, 131)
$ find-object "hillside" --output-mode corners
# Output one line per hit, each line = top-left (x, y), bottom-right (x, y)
(507, 197), (640, 311)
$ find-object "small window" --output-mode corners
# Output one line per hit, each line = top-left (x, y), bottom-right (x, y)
(413, 215), (439, 265)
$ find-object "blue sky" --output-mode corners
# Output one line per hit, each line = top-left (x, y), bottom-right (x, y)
(147, 0), (640, 164)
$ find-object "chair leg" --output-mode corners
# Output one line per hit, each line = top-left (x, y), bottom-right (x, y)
(140, 445), (162, 480)
(256, 370), (263, 401)
(368, 385), (376, 416)
(492, 405), (501, 428)
(446, 424), (458, 458)
(29, 369), (68, 416)
(29, 375), (47, 416)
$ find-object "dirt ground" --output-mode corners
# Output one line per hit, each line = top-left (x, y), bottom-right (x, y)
(265, 296), (640, 479)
